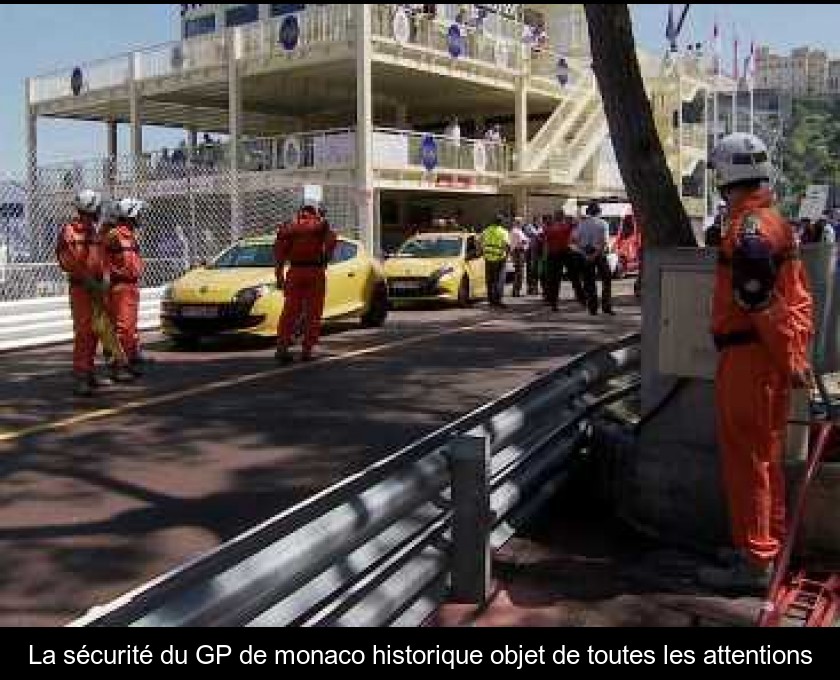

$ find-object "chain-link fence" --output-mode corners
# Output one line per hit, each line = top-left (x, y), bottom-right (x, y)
(2, 149), (357, 302)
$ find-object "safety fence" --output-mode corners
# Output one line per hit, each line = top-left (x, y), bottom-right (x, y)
(70, 334), (640, 627)
(2, 158), (358, 304)
(0, 287), (163, 353)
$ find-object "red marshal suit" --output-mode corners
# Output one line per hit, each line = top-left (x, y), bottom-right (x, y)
(712, 187), (814, 567)
(103, 223), (144, 362)
(274, 211), (338, 354)
(56, 219), (104, 376)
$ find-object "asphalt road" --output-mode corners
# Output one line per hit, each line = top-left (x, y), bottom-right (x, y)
(0, 282), (640, 626)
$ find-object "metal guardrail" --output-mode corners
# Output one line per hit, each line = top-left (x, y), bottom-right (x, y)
(0, 288), (163, 352)
(70, 334), (641, 628)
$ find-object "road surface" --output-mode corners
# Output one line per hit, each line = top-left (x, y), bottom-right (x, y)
(0, 283), (639, 625)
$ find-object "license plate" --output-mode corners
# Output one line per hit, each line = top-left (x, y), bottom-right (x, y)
(391, 282), (419, 292)
(180, 305), (218, 318)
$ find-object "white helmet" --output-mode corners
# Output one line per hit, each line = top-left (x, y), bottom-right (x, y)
(73, 189), (102, 215)
(115, 197), (146, 220)
(708, 133), (772, 189)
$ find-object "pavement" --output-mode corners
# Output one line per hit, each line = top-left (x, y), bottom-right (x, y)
(429, 492), (765, 628)
(0, 282), (640, 626)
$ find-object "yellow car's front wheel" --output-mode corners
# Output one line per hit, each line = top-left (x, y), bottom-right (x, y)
(361, 282), (389, 328)
(457, 275), (471, 308)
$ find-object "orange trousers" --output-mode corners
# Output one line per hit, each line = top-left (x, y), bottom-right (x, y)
(69, 285), (98, 375)
(109, 283), (140, 361)
(716, 344), (789, 566)
(277, 268), (326, 352)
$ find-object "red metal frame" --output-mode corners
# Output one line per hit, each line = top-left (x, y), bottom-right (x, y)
(758, 422), (840, 627)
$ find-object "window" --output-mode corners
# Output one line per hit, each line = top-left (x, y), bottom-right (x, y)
(211, 243), (275, 268)
(225, 4), (259, 27)
(331, 240), (358, 264)
(184, 14), (216, 38)
(270, 4), (305, 17)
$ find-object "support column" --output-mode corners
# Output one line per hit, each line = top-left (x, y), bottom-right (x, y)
(128, 54), (143, 189)
(229, 29), (243, 243)
(396, 103), (408, 129)
(106, 119), (118, 187)
(188, 127), (198, 151)
(356, 4), (377, 253)
(514, 75), (528, 172)
(449, 433), (492, 605)
(24, 79), (39, 259)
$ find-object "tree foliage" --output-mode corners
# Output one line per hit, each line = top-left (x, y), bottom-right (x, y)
(781, 98), (840, 213)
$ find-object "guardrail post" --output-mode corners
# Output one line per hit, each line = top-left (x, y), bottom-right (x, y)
(448, 433), (491, 604)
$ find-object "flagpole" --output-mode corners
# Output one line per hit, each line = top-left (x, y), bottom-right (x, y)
(749, 41), (755, 135)
(732, 28), (739, 134)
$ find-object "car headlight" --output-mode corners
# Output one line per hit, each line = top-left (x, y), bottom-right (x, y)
(233, 284), (272, 308)
(430, 265), (456, 282)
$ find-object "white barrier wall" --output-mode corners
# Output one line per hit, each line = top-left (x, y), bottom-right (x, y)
(0, 288), (163, 352)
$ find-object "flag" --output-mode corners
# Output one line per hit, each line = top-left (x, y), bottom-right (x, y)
(746, 41), (756, 88)
(666, 5), (677, 50)
(733, 33), (739, 80)
(712, 19), (721, 75)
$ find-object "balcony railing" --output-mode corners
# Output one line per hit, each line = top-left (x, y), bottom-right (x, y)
(239, 4), (354, 61)
(370, 4), (523, 73)
(372, 128), (511, 175)
(29, 5), (355, 105)
(30, 54), (132, 104)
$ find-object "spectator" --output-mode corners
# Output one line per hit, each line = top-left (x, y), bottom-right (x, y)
(509, 217), (529, 297)
(573, 201), (614, 315)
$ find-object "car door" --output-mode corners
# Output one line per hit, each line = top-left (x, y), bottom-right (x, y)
(325, 239), (365, 318)
(464, 235), (486, 298)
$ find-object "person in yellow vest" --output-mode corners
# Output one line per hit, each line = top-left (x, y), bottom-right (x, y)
(481, 214), (511, 307)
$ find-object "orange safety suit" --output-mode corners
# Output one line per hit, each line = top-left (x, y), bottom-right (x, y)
(712, 187), (814, 567)
(103, 222), (144, 362)
(56, 219), (104, 376)
(274, 213), (338, 353)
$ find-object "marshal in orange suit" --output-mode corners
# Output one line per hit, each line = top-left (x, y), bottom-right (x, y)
(701, 133), (814, 593)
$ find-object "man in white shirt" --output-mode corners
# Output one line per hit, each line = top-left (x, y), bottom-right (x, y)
(509, 217), (529, 297)
(573, 201), (614, 315)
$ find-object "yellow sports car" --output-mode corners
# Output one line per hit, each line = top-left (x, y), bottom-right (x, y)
(161, 234), (388, 346)
(383, 231), (487, 306)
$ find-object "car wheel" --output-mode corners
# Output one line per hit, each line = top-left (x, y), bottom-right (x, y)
(361, 282), (389, 328)
(457, 276), (471, 307)
(172, 335), (201, 350)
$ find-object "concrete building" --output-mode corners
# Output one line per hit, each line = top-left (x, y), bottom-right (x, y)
(25, 4), (722, 254)
(756, 45), (838, 97)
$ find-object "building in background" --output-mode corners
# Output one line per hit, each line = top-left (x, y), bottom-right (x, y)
(755, 45), (840, 97)
(22, 4), (721, 284)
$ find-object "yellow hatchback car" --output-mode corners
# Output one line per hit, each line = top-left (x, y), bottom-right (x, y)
(383, 231), (487, 306)
(161, 234), (388, 346)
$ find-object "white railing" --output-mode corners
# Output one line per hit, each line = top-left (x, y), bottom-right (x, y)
(372, 128), (511, 175)
(134, 31), (229, 81)
(370, 4), (523, 73)
(30, 5), (353, 104)
(529, 49), (593, 90)
(238, 4), (354, 61)
(681, 122), (707, 150)
(30, 54), (132, 104)
(0, 288), (163, 352)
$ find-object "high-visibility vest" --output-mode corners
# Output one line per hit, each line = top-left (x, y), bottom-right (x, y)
(482, 225), (508, 262)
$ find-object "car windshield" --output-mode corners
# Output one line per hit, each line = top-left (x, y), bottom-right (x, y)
(396, 237), (462, 258)
(211, 243), (274, 268)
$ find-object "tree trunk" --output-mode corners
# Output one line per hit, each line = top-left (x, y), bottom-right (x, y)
(584, 5), (697, 248)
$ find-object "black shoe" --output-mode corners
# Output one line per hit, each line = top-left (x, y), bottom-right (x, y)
(109, 366), (136, 384)
(602, 308), (616, 316)
(275, 348), (294, 365)
(300, 352), (316, 363)
(73, 375), (94, 397)
(589, 308), (598, 316)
